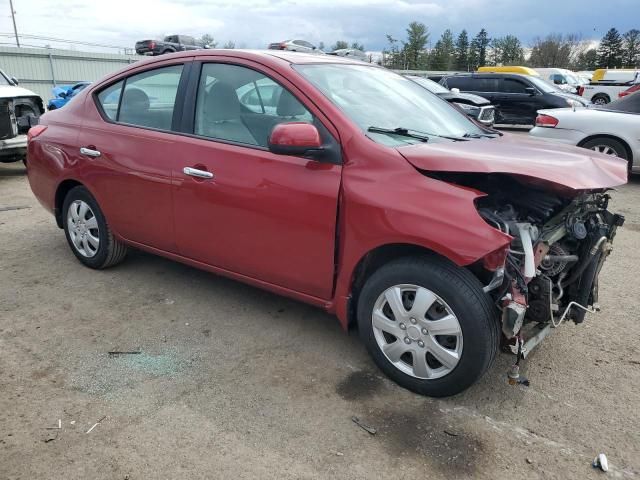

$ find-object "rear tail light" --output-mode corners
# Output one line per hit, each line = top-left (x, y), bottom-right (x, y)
(279, 42), (287, 50)
(535, 114), (559, 128)
(577, 86), (585, 96)
(619, 84), (640, 98)
(27, 125), (47, 142)
(149, 41), (156, 49)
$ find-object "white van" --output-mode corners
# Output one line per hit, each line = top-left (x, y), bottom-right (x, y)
(533, 68), (584, 94)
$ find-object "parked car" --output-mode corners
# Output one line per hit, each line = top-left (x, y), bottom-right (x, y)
(618, 83), (640, 98)
(327, 49), (368, 62)
(47, 82), (90, 110)
(135, 35), (199, 56)
(579, 69), (640, 104)
(27, 50), (626, 397)
(533, 68), (585, 94)
(407, 75), (496, 126)
(267, 40), (321, 53)
(0, 69), (44, 163)
(440, 73), (589, 125)
(530, 91), (640, 174)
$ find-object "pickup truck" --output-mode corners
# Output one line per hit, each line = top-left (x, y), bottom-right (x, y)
(579, 72), (640, 105)
(135, 35), (199, 56)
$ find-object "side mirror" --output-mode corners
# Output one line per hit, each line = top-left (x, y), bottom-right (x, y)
(525, 87), (536, 96)
(268, 122), (322, 156)
(10, 76), (18, 85)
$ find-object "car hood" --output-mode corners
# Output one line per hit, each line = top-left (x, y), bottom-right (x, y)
(0, 85), (40, 99)
(397, 133), (627, 190)
(437, 92), (490, 106)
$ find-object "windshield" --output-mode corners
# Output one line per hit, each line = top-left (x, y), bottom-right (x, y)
(295, 64), (486, 145)
(528, 76), (557, 93)
(409, 76), (451, 94)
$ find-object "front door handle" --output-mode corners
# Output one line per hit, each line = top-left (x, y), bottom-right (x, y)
(183, 166), (214, 179)
(80, 147), (101, 158)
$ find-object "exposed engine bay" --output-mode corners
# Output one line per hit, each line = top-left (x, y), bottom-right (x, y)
(434, 172), (625, 363)
(0, 96), (43, 140)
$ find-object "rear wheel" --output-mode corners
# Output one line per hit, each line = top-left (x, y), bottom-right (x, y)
(62, 186), (127, 269)
(581, 137), (628, 160)
(357, 255), (498, 397)
(592, 94), (610, 105)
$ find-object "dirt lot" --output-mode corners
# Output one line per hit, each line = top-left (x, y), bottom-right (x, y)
(1, 160), (639, 480)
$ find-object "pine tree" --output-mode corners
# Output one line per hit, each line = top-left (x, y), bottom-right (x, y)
(622, 29), (640, 68)
(471, 29), (491, 68)
(454, 30), (469, 71)
(431, 29), (455, 70)
(597, 28), (624, 68)
(351, 42), (365, 51)
(403, 22), (430, 70)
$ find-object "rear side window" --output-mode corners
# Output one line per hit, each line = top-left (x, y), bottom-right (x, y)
(500, 78), (528, 93)
(445, 76), (473, 90)
(97, 64), (183, 130)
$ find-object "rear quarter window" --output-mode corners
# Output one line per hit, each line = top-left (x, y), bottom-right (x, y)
(97, 81), (123, 120)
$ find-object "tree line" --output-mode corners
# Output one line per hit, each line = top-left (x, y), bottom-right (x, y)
(382, 23), (640, 71)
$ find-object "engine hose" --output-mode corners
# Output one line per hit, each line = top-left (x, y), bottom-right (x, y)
(561, 236), (607, 288)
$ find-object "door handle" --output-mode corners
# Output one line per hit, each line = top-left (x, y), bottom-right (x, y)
(80, 147), (101, 158)
(183, 166), (214, 179)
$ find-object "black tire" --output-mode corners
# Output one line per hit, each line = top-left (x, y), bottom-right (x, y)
(62, 186), (127, 269)
(48, 105), (57, 111)
(357, 255), (499, 397)
(592, 94), (610, 105)
(581, 137), (629, 161)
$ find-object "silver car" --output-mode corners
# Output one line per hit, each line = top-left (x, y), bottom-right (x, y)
(267, 40), (321, 54)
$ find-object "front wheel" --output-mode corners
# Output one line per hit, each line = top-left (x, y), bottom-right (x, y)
(62, 186), (128, 269)
(357, 255), (498, 397)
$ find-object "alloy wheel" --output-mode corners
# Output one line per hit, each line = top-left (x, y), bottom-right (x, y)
(590, 145), (619, 156)
(67, 200), (100, 257)
(372, 284), (463, 379)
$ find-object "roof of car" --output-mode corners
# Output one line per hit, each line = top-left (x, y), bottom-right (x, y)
(156, 49), (371, 65)
(445, 72), (531, 79)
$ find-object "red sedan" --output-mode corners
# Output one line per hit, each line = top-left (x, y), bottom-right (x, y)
(27, 50), (627, 396)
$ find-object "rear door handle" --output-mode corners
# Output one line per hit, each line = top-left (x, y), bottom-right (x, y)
(80, 147), (101, 158)
(183, 167), (214, 179)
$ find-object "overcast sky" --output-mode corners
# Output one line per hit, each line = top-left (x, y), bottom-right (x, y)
(1, 0), (638, 53)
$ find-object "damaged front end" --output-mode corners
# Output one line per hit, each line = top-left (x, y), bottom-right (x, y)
(474, 175), (624, 360)
(430, 172), (625, 376)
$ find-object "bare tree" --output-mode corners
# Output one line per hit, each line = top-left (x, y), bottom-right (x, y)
(528, 34), (582, 68)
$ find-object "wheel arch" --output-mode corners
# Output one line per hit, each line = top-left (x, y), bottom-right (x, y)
(54, 179), (85, 228)
(592, 93), (611, 103)
(345, 243), (468, 329)
(578, 134), (633, 167)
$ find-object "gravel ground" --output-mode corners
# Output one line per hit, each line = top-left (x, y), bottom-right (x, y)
(1, 160), (639, 480)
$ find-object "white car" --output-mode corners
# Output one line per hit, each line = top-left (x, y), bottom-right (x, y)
(529, 92), (640, 174)
(0, 69), (44, 163)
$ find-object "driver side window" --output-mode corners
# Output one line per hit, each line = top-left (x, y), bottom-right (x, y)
(194, 63), (313, 148)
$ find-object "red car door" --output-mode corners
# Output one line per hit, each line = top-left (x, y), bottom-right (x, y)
(79, 62), (188, 252)
(172, 61), (342, 299)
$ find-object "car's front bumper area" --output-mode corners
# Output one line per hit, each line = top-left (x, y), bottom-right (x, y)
(0, 134), (27, 162)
